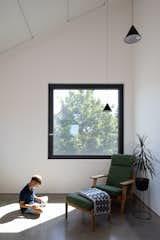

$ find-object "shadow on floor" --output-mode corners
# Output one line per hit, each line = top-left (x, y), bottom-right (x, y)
(0, 210), (39, 224)
(0, 195), (160, 240)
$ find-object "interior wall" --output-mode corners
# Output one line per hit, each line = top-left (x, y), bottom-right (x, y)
(0, 0), (133, 193)
(134, 0), (160, 215)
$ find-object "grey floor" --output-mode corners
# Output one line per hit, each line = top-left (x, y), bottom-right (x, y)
(0, 194), (160, 240)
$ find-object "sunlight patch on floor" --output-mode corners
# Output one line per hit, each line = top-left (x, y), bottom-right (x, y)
(0, 203), (74, 233)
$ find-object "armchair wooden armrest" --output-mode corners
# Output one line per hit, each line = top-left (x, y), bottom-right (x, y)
(120, 179), (135, 186)
(90, 174), (107, 187)
(90, 174), (107, 179)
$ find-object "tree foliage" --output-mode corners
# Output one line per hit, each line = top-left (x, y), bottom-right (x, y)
(54, 90), (118, 155)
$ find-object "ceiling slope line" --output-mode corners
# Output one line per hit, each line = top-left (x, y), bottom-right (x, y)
(67, 1), (106, 23)
(17, 0), (34, 39)
(0, 0), (106, 56)
(0, 37), (33, 56)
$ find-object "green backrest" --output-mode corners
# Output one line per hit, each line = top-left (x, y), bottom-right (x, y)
(107, 154), (134, 188)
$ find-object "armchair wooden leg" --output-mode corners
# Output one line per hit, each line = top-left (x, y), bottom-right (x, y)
(65, 202), (68, 219)
(130, 183), (134, 199)
(91, 210), (95, 231)
(107, 213), (111, 223)
(121, 186), (127, 214)
(121, 197), (126, 214)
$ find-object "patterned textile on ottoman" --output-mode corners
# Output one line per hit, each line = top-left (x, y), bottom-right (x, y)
(79, 188), (111, 216)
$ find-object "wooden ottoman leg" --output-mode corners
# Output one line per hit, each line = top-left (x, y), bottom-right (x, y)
(108, 200), (112, 222)
(65, 202), (68, 219)
(91, 210), (95, 231)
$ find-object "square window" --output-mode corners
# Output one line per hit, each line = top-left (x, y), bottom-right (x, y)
(48, 84), (123, 159)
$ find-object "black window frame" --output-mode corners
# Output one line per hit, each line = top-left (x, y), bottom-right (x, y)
(48, 84), (124, 159)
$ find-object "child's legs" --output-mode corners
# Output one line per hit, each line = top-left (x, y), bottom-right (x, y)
(23, 207), (43, 215)
(33, 207), (43, 215)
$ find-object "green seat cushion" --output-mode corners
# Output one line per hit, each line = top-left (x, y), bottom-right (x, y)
(96, 185), (122, 197)
(66, 192), (93, 211)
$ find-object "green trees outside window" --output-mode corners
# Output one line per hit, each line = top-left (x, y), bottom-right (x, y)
(48, 84), (123, 159)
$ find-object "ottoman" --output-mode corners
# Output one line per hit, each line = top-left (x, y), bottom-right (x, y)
(65, 191), (111, 231)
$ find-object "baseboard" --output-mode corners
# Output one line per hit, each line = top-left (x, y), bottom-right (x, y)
(133, 193), (160, 217)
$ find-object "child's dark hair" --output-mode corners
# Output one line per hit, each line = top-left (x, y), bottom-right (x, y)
(31, 175), (42, 185)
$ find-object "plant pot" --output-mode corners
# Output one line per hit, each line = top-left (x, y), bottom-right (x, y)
(135, 178), (149, 191)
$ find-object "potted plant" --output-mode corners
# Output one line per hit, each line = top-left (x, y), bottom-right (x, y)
(133, 135), (155, 191)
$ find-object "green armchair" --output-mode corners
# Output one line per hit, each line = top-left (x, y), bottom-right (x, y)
(91, 154), (134, 214)
(65, 154), (134, 231)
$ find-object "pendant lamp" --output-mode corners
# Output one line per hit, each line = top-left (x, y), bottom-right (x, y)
(124, 0), (141, 44)
(103, 103), (112, 112)
(103, 0), (112, 112)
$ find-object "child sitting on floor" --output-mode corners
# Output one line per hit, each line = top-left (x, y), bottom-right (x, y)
(19, 175), (48, 215)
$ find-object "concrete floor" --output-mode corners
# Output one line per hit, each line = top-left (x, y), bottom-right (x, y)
(0, 194), (160, 240)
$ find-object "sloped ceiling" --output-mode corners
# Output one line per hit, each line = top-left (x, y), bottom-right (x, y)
(0, 0), (105, 54)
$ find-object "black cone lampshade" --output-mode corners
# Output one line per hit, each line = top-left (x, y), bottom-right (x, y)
(103, 103), (112, 112)
(124, 25), (141, 44)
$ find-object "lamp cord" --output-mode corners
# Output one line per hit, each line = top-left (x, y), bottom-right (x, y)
(132, 0), (134, 25)
(66, 0), (70, 22)
(106, 0), (110, 82)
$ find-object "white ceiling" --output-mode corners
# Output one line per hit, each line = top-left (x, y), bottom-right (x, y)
(0, 0), (105, 54)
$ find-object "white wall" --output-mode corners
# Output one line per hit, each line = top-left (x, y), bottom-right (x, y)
(0, 0), (133, 193)
(134, 0), (160, 215)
